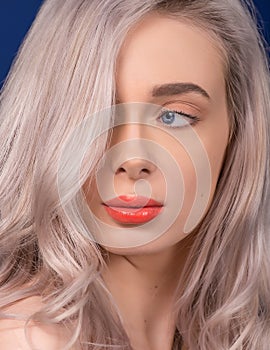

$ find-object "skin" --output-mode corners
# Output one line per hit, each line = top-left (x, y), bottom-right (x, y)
(0, 297), (70, 350)
(0, 13), (229, 350)
(83, 13), (229, 350)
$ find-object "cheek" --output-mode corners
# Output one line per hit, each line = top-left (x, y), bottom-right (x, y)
(207, 145), (227, 182)
(192, 107), (229, 209)
(198, 130), (229, 214)
(169, 125), (228, 234)
(201, 121), (229, 187)
(177, 153), (197, 214)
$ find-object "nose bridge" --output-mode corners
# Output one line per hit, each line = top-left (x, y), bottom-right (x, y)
(108, 124), (157, 179)
(113, 121), (145, 143)
(111, 122), (153, 161)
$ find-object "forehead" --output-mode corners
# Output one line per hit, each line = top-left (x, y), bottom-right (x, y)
(115, 13), (226, 102)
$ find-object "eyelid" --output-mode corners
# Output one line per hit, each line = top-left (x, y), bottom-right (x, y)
(163, 99), (204, 114)
(159, 105), (200, 119)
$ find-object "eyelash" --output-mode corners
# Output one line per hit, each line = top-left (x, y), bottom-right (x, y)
(156, 109), (200, 128)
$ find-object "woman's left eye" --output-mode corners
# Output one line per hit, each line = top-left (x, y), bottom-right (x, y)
(156, 110), (200, 128)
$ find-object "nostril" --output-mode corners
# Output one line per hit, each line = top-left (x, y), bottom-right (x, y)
(114, 159), (155, 179)
(115, 167), (126, 174)
(115, 167), (150, 176)
(142, 168), (150, 174)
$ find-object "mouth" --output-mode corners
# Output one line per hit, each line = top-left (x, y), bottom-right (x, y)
(102, 195), (164, 224)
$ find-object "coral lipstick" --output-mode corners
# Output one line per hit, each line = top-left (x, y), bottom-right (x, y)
(103, 195), (163, 224)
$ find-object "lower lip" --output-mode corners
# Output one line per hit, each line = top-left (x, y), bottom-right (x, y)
(103, 205), (163, 224)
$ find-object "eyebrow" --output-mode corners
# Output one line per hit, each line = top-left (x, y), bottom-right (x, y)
(151, 82), (210, 100)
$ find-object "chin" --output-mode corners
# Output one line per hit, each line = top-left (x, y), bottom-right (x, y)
(100, 231), (189, 257)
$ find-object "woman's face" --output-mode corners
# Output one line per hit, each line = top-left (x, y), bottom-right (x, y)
(82, 14), (229, 254)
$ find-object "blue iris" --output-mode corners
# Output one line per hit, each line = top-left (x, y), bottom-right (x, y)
(160, 111), (176, 125)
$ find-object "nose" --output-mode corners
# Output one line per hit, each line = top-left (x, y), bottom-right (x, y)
(109, 122), (157, 180)
(115, 158), (157, 180)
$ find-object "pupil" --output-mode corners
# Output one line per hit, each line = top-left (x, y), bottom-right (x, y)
(162, 112), (175, 124)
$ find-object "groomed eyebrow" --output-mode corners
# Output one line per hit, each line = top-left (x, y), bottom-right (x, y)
(151, 82), (210, 99)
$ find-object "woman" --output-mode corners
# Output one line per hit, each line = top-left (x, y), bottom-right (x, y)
(0, 0), (269, 349)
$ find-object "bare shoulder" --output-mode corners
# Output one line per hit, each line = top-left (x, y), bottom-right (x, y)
(0, 296), (71, 350)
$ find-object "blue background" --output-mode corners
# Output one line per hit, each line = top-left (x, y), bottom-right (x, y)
(0, 0), (269, 88)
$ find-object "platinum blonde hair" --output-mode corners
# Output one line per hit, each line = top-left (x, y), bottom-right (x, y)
(0, 0), (269, 349)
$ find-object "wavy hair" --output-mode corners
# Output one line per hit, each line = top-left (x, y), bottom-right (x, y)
(0, 0), (269, 349)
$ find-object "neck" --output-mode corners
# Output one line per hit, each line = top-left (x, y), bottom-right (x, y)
(101, 235), (194, 350)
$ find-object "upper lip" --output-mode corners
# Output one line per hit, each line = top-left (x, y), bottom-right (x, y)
(103, 195), (163, 208)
